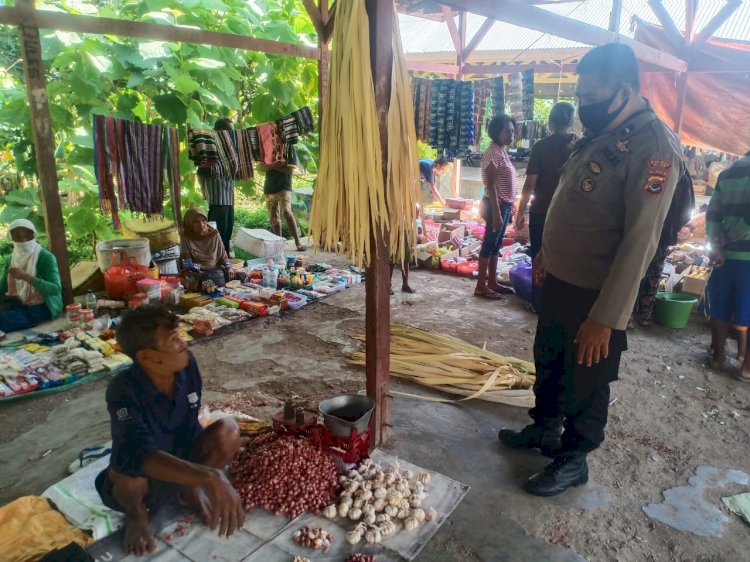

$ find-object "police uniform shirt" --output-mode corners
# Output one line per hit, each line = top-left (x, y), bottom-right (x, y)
(541, 106), (682, 330)
(106, 352), (203, 477)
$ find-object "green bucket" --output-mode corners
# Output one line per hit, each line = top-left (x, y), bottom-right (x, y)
(655, 292), (698, 329)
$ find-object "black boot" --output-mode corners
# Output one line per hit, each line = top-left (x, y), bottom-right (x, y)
(498, 424), (561, 458)
(524, 452), (588, 496)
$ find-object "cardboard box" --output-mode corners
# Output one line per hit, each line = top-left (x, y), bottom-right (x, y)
(438, 225), (465, 243)
(460, 241), (482, 257)
(682, 275), (709, 296)
(439, 248), (460, 267)
(442, 208), (462, 221)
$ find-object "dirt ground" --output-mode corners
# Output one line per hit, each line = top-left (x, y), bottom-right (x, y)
(1, 265), (749, 561)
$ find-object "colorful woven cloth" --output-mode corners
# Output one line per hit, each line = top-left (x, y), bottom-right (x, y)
(426, 79), (474, 157)
(93, 114), (170, 228)
(187, 128), (255, 180)
(292, 106), (315, 134)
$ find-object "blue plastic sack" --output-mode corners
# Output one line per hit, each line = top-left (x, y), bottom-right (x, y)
(509, 261), (533, 303)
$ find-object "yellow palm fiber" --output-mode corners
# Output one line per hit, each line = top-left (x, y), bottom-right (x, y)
(387, 9), (422, 265)
(349, 324), (536, 404)
(310, 0), (387, 268)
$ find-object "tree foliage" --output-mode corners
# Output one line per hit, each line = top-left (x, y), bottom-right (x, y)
(0, 0), (319, 262)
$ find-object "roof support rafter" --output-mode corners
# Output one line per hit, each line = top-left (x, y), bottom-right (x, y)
(693, 0), (742, 47)
(462, 17), (495, 60)
(441, 0), (687, 72)
(440, 5), (463, 54)
(647, 0), (686, 53)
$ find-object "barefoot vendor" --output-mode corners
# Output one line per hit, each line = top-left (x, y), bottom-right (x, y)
(95, 305), (244, 555)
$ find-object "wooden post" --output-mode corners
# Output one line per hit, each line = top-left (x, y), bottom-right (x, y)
(364, 0), (393, 446)
(16, 0), (72, 305)
(451, 159), (462, 198)
(457, 11), (467, 79)
(608, 0), (623, 33)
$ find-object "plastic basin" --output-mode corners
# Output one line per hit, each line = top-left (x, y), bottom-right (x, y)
(655, 292), (698, 329)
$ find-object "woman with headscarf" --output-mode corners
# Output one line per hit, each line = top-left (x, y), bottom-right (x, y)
(180, 208), (231, 287)
(0, 219), (63, 332)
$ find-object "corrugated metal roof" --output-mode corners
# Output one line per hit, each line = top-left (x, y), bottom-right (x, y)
(400, 0), (750, 56)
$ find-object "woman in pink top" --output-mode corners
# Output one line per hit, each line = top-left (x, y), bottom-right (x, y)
(475, 115), (518, 299)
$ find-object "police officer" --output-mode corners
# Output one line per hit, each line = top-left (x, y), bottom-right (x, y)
(499, 43), (683, 496)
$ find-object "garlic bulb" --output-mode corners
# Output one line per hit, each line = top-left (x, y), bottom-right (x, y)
(411, 508), (426, 522)
(353, 498), (364, 509)
(402, 469), (414, 480)
(412, 482), (425, 494)
(425, 507), (438, 522)
(373, 487), (387, 499)
(372, 498), (386, 512)
(397, 508), (409, 519)
(395, 481), (407, 492)
(379, 520), (396, 537)
(346, 530), (363, 545)
(346, 481), (359, 494)
(402, 488), (412, 498)
(384, 473), (396, 485)
(323, 505), (337, 519)
(418, 472), (431, 485)
(339, 475), (349, 485)
(410, 498), (422, 508)
(384, 505), (398, 517)
(340, 495), (353, 507)
(359, 489), (373, 502)
(400, 499), (411, 510)
(375, 470), (385, 482)
(363, 503), (375, 515)
(387, 492), (402, 507)
(365, 529), (382, 544)
(348, 507), (363, 520)
(404, 516), (419, 531)
(376, 513), (391, 523)
(338, 504), (350, 518)
(364, 512), (377, 525)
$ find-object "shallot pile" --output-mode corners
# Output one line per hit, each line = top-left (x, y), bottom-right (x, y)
(346, 555), (377, 562)
(292, 526), (333, 552)
(323, 458), (438, 544)
(230, 434), (340, 517)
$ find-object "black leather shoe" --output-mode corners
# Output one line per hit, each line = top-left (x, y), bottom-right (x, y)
(524, 452), (589, 496)
(498, 424), (561, 458)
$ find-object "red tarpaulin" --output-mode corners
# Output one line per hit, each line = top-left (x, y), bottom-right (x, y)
(636, 20), (750, 156)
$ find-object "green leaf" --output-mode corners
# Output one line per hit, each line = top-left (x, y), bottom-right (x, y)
(153, 94), (188, 124)
(209, 70), (235, 97)
(132, 100), (148, 122)
(127, 73), (146, 88)
(145, 0), (173, 9)
(186, 108), (203, 129)
(67, 207), (99, 239)
(189, 58), (225, 69)
(200, 0), (229, 12)
(139, 41), (169, 60)
(173, 74), (200, 96)
(0, 204), (32, 223)
(6, 189), (41, 207)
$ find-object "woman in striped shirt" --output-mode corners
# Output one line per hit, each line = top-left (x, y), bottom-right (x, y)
(475, 114), (518, 299)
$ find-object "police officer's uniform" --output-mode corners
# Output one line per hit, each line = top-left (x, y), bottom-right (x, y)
(533, 105), (683, 453)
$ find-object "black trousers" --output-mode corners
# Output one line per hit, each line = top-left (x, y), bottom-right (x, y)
(528, 213), (546, 311)
(530, 274), (628, 453)
(208, 204), (234, 253)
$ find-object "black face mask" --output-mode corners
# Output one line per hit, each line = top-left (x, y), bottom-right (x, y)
(579, 89), (628, 134)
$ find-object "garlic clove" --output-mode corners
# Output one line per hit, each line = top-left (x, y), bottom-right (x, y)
(425, 506), (438, 522)
(404, 516), (420, 531)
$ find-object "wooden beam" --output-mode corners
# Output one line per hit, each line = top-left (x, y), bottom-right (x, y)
(324, 2), (336, 44)
(463, 62), (577, 74)
(457, 10), (467, 78)
(0, 6), (319, 59)
(673, 71), (689, 134)
(16, 0), (72, 305)
(397, 6), (445, 22)
(608, 0), (623, 32)
(319, 0), (329, 24)
(302, 0), (325, 41)
(406, 60), (460, 74)
(685, 0), (698, 45)
(440, 5), (462, 55)
(693, 0), (742, 47)
(463, 17), (495, 60)
(365, 0), (393, 446)
(442, 0), (688, 72)
(647, 0), (686, 53)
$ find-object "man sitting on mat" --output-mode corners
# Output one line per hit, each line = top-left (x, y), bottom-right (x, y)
(96, 305), (244, 555)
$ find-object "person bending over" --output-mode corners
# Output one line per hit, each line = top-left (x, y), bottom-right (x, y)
(95, 305), (244, 555)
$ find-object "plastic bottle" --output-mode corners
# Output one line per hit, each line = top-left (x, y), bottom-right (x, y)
(85, 290), (98, 316)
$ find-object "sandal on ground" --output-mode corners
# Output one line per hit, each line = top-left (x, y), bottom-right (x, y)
(474, 291), (502, 300)
(68, 442), (112, 474)
(734, 372), (750, 383)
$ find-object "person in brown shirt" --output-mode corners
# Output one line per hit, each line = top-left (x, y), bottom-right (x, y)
(515, 102), (577, 310)
(499, 44), (682, 497)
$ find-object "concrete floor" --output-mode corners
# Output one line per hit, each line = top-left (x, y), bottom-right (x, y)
(1, 262), (748, 561)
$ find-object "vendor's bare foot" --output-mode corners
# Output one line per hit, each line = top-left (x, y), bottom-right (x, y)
(709, 351), (726, 370)
(124, 513), (156, 556)
(296, 244), (307, 252)
(402, 285), (416, 294)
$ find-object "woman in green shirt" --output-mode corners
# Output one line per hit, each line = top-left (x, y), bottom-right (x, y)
(0, 219), (63, 333)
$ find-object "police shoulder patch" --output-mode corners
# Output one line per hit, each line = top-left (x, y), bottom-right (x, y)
(644, 175), (666, 195)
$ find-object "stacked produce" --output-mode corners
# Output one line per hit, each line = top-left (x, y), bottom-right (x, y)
(322, 458), (438, 545)
(350, 324), (535, 407)
(346, 555), (377, 562)
(229, 434), (340, 518)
